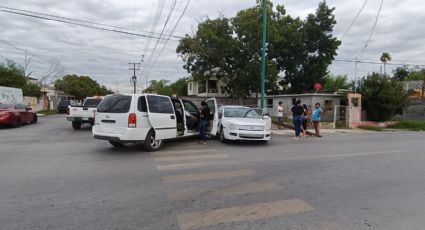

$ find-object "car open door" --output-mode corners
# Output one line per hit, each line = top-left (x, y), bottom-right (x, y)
(206, 98), (219, 136)
(146, 95), (177, 140)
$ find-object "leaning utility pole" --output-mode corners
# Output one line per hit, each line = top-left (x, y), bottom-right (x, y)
(260, 0), (268, 109)
(129, 62), (140, 94)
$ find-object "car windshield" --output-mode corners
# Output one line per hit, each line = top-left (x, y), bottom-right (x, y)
(224, 107), (261, 118)
(0, 104), (12, 109)
(84, 99), (102, 108)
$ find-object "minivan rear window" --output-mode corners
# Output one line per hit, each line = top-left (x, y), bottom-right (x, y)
(97, 95), (132, 113)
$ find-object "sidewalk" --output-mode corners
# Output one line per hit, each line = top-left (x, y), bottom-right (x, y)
(271, 128), (372, 136)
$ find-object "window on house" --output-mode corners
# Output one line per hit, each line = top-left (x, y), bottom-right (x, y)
(198, 81), (206, 94)
(324, 100), (333, 112)
(189, 82), (192, 91)
(208, 80), (218, 93)
(267, 99), (273, 108)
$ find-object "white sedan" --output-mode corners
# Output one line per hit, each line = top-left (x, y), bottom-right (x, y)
(217, 106), (272, 143)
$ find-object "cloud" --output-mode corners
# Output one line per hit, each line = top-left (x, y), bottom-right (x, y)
(1, 0), (424, 93)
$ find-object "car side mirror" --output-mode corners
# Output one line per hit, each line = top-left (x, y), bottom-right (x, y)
(262, 114), (270, 119)
(26, 107), (32, 111)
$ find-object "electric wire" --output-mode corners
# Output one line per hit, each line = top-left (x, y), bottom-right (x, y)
(357, 0), (384, 59)
(341, 0), (367, 40)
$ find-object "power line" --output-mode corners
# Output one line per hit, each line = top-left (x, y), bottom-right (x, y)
(357, 0), (384, 59)
(0, 8), (181, 41)
(0, 5), (184, 39)
(144, 0), (190, 80)
(334, 58), (425, 67)
(341, 0), (367, 40)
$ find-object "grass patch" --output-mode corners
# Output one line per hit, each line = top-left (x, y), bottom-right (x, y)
(388, 121), (425, 131)
(358, 125), (384, 131)
(37, 110), (58, 116)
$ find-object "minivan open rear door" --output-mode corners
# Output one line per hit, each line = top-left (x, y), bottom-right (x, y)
(206, 98), (219, 136)
(146, 95), (177, 140)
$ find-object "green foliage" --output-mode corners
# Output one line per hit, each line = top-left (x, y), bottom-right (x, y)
(388, 121), (425, 131)
(0, 61), (27, 88)
(177, 1), (339, 96)
(145, 78), (188, 97)
(54, 74), (109, 100)
(393, 65), (410, 81)
(272, 1), (341, 93)
(0, 61), (42, 97)
(323, 74), (349, 92)
(359, 73), (409, 122)
(22, 82), (42, 97)
(393, 65), (425, 81)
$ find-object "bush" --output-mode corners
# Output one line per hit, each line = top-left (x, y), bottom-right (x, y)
(388, 121), (425, 131)
(360, 73), (408, 122)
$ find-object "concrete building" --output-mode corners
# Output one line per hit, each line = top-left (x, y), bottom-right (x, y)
(187, 76), (230, 97)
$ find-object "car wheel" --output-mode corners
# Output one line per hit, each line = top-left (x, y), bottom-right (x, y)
(31, 114), (38, 124)
(220, 127), (227, 143)
(109, 140), (124, 148)
(72, 121), (81, 130)
(14, 117), (21, 128)
(144, 130), (163, 151)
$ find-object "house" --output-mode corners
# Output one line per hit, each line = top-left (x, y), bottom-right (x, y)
(187, 76), (230, 97)
(260, 93), (345, 117)
(25, 76), (39, 85)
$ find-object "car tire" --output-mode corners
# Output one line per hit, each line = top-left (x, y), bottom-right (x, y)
(14, 117), (21, 128)
(31, 114), (38, 124)
(220, 127), (227, 143)
(144, 130), (163, 152)
(72, 121), (81, 130)
(109, 140), (124, 148)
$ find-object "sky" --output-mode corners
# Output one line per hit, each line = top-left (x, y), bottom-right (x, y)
(1, 0), (424, 93)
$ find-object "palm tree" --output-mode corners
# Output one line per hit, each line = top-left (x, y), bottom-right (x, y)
(380, 52), (392, 75)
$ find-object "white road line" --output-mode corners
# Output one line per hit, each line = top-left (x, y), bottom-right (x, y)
(154, 154), (228, 162)
(167, 181), (281, 201)
(177, 199), (314, 230)
(157, 161), (238, 171)
(152, 149), (217, 157)
(162, 169), (256, 183)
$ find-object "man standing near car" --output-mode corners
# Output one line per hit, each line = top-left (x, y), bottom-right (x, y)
(277, 101), (284, 129)
(199, 101), (210, 144)
(291, 99), (304, 140)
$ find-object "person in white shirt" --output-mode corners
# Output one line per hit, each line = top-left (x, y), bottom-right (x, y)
(277, 101), (284, 129)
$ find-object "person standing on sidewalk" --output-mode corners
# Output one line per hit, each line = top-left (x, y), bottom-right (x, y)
(312, 103), (323, 137)
(291, 100), (304, 140)
(199, 101), (210, 144)
(277, 101), (284, 129)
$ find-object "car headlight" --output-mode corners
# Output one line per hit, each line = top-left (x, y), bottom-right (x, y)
(265, 121), (271, 131)
(227, 122), (238, 130)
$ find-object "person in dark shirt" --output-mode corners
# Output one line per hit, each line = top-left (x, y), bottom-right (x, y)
(199, 101), (210, 144)
(291, 99), (304, 140)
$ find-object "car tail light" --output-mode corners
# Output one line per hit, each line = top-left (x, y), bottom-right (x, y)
(128, 113), (137, 128)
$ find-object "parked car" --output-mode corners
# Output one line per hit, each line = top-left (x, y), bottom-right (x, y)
(92, 94), (218, 151)
(217, 106), (271, 143)
(67, 97), (103, 129)
(0, 103), (37, 127)
(57, 100), (73, 113)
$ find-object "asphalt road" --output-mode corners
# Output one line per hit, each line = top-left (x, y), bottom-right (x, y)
(1, 114), (425, 230)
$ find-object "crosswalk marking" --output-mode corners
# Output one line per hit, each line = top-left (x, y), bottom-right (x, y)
(154, 154), (228, 162)
(157, 161), (238, 171)
(162, 169), (256, 183)
(177, 199), (314, 230)
(167, 181), (281, 201)
(152, 149), (217, 157)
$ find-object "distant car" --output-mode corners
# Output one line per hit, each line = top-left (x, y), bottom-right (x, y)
(57, 100), (72, 113)
(0, 103), (37, 127)
(217, 106), (271, 143)
(67, 97), (103, 129)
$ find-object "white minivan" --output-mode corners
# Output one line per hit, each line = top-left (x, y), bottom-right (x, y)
(92, 94), (218, 151)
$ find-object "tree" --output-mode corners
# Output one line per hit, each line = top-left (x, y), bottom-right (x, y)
(271, 1), (341, 93)
(393, 65), (410, 81)
(380, 52), (392, 75)
(323, 74), (349, 92)
(0, 60), (41, 97)
(54, 74), (109, 100)
(38, 59), (65, 86)
(145, 78), (189, 96)
(359, 73), (408, 122)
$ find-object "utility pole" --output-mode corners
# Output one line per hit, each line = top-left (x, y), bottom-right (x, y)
(260, 0), (268, 109)
(129, 62), (140, 94)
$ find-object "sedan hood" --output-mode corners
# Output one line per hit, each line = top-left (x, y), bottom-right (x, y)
(224, 118), (266, 126)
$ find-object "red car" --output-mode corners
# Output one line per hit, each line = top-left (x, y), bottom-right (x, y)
(0, 103), (37, 127)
